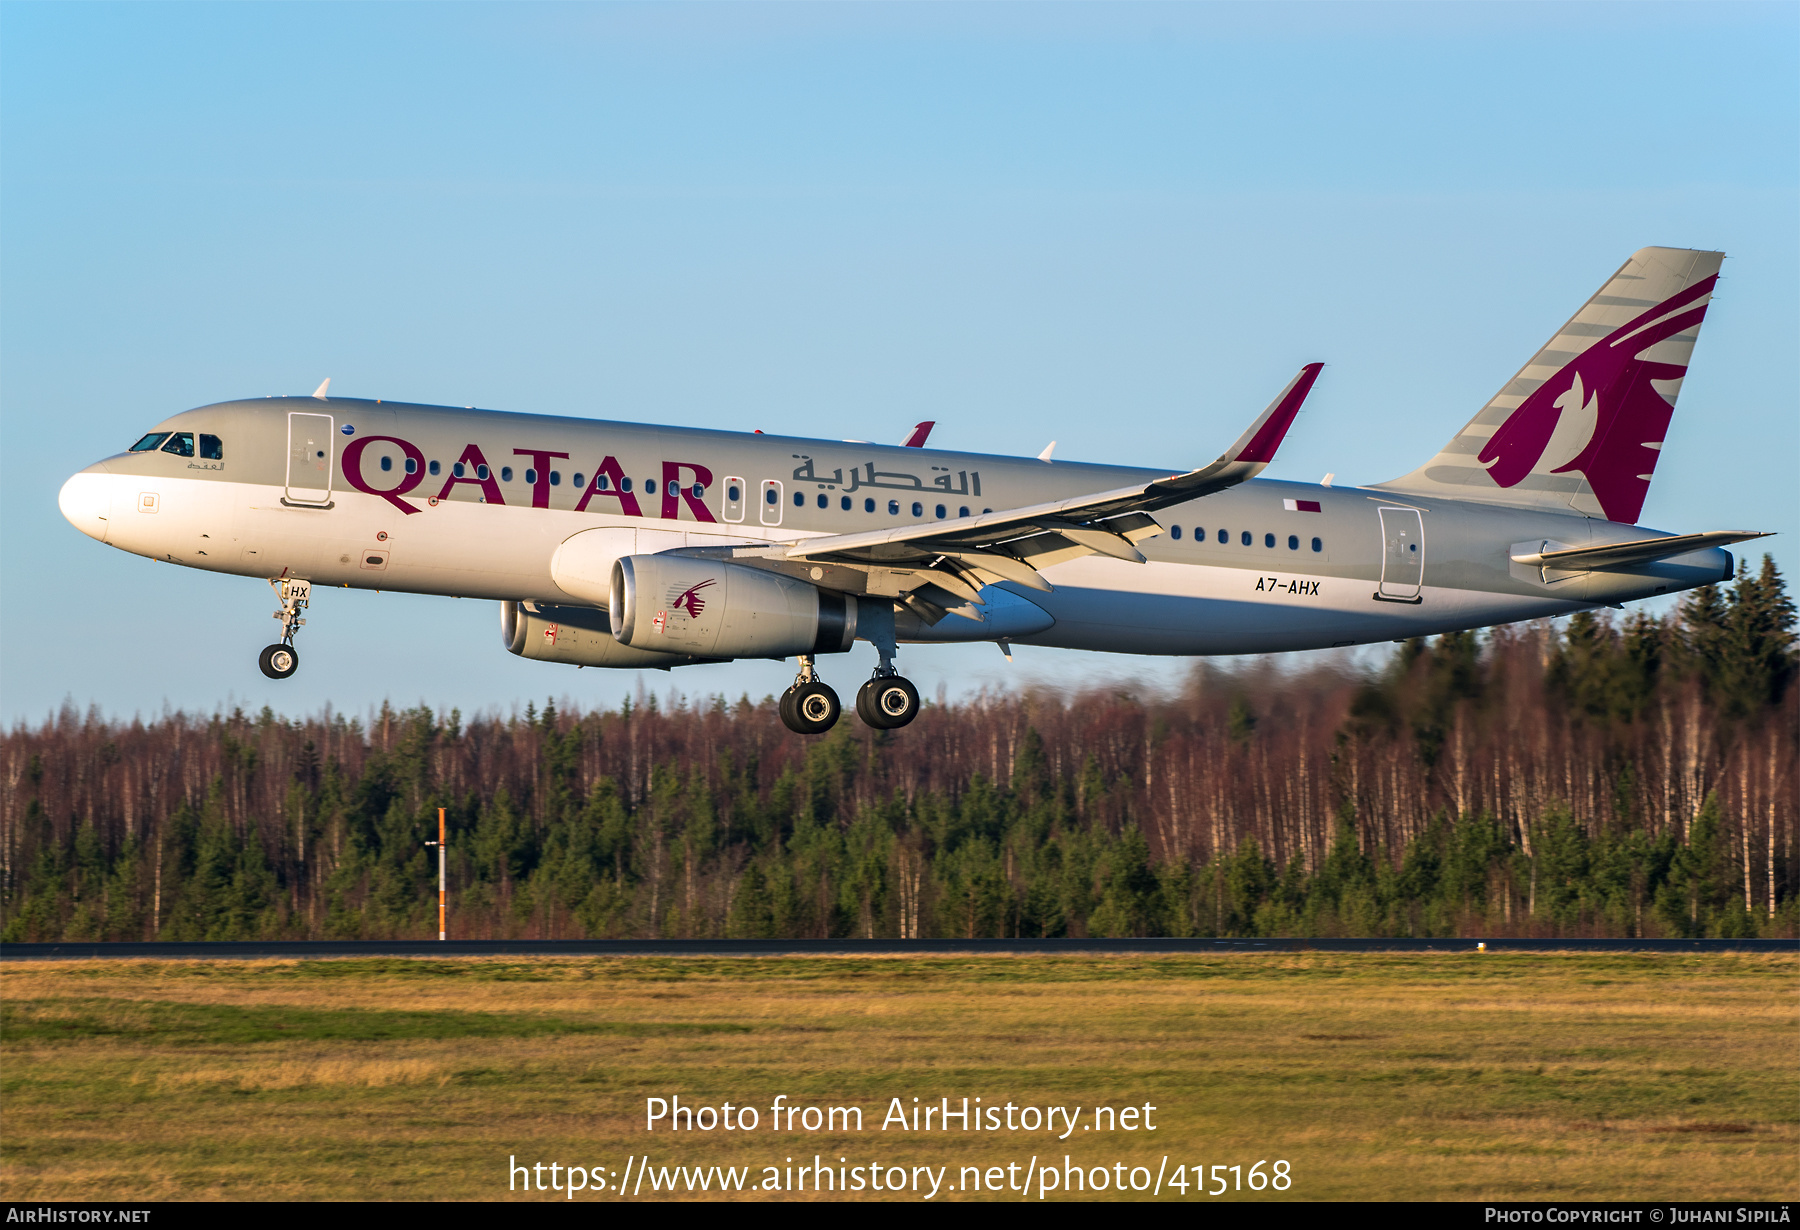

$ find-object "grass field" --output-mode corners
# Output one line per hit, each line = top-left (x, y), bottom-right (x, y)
(2, 953), (1794, 1201)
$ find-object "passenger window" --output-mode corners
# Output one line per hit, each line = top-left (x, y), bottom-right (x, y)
(888, 500), (899, 515)
(959, 506), (969, 517)
(935, 504), (946, 519)
(429, 460), (441, 476)
(1240, 531), (1252, 546)
(840, 495), (851, 511)
(1217, 529), (1228, 544)
(501, 466), (513, 482)
(405, 458), (418, 474)
(816, 493), (827, 509)
(865, 498), (875, 513)
(476, 464), (490, 480)
(1264, 533), (1276, 548)
(573, 473), (584, 487)
(1171, 525), (1182, 540)
(380, 456), (393, 472)
(199, 434), (223, 460)
(1288, 534), (1299, 550)
(766, 487), (778, 505)
(793, 491), (804, 507)
(646, 479), (658, 495)
(160, 432), (195, 457)
(911, 502), (923, 518)
(1312, 537), (1323, 553)
(728, 484), (741, 501)
(129, 433), (170, 452)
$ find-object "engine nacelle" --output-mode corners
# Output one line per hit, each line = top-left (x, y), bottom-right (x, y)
(500, 601), (716, 669)
(610, 555), (856, 659)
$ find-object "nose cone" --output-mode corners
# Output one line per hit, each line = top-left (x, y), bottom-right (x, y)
(59, 466), (115, 543)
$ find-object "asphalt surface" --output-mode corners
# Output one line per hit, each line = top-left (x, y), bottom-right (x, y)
(2, 937), (1790, 960)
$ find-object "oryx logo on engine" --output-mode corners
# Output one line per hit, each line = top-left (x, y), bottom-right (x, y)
(668, 578), (717, 620)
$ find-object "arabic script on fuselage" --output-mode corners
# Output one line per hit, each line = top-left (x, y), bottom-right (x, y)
(790, 455), (981, 497)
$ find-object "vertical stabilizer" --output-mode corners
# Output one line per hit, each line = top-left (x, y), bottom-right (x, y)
(1379, 247), (1723, 524)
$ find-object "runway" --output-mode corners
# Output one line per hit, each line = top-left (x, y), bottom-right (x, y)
(2, 937), (1789, 960)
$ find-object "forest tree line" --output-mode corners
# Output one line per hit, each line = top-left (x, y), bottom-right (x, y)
(3, 557), (1794, 941)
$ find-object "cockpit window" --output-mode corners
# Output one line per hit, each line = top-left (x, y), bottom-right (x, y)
(160, 432), (195, 457)
(199, 434), (223, 460)
(130, 433), (170, 452)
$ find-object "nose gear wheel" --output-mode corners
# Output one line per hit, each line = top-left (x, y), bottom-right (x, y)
(258, 644), (300, 679)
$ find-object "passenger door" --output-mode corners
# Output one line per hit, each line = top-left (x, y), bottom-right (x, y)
(286, 413), (334, 506)
(1376, 507), (1424, 602)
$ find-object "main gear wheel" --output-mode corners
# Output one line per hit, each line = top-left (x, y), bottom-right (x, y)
(856, 675), (919, 729)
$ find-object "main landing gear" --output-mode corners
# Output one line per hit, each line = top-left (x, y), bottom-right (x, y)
(778, 649), (921, 735)
(778, 656), (841, 734)
(856, 673), (920, 730)
(258, 577), (310, 680)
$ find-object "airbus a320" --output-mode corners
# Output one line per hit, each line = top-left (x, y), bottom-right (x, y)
(59, 247), (1769, 733)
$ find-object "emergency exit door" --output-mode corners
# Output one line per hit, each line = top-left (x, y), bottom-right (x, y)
(286, 413), (334, 506)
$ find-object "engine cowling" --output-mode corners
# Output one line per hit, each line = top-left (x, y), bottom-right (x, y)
(500, 601), (716, 669)
(610, 555), (856, 658)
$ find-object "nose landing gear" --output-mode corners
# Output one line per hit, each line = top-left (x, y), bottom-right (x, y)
(258, 577), (310, 680)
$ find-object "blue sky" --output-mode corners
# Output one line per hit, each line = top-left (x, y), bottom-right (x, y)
(3, 2), (1795, 724)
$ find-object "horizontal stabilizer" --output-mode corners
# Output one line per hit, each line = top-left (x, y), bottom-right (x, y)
(1510, 530), (1771, 572)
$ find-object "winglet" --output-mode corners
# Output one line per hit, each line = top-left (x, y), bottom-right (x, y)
(1038, 441), (1057, 463)
(312, 378), (331, 401)
(902, 422), (935, 448)
(1226, 362), (1322, 464)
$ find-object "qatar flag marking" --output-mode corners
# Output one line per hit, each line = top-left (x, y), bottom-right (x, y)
(1283, 499), (1322, 513)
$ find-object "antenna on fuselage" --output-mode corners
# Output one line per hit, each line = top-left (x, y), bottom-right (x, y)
(312, 378), (331, 401)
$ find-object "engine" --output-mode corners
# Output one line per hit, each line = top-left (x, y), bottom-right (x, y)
(500, 601), (716, 669)
(610, 555), (856, 659)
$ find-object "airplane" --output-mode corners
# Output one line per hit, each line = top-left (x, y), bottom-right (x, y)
(58, 246), (1770, 734)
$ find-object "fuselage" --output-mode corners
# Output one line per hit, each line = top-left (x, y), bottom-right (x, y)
(59, 396), (1733, 659)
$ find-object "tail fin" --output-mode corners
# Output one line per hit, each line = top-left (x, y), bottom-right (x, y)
(1379, 246), (1723, 524)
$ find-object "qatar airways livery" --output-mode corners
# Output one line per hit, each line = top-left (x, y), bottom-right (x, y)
(58, 247), (1769, 733)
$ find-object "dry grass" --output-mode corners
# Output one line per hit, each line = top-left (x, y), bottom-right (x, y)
(1, 953), (1794, 1201)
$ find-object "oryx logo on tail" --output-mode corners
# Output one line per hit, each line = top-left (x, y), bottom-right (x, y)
(1380, 247), (1724, 524)
(1478, 274), (1715, 523)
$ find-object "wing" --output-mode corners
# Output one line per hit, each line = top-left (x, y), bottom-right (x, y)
(778, 363), (1323, 617)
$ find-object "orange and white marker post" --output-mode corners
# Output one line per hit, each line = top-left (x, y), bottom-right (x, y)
(425, 807), (447, 940)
